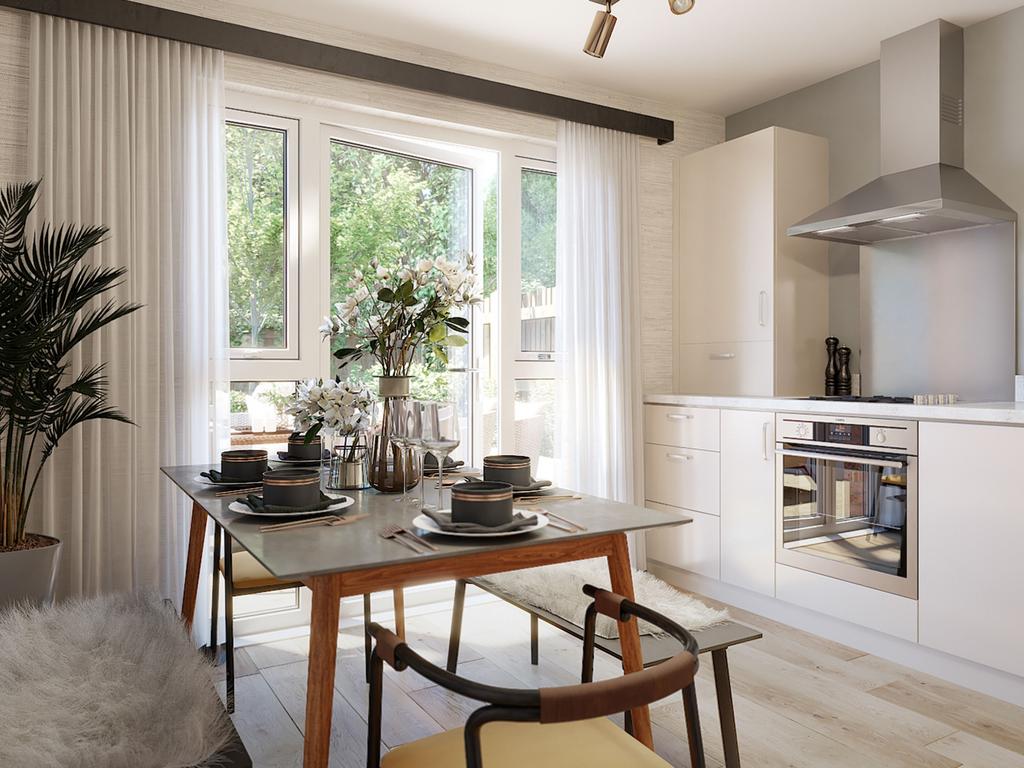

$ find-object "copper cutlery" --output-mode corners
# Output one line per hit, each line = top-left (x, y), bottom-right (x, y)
(214, 485), (262, 497)
(379, 524), (437, 553)
(515, 494), (582, 504)
(259, 513), (367, 533)
(544, 510), (587, 531)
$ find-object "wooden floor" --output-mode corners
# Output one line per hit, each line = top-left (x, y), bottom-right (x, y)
(217, 588), (1024, 768)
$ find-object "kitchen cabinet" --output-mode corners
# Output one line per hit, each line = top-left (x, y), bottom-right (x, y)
(720, 409), (775, 596)
(643, 404), (720, 452)
(918, 422), (1024, 677)
(645, 501), (721, 581)
(675, 126), (829, 396)
(644, 443), (720, 514)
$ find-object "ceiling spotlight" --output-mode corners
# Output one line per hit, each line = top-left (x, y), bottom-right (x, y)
(583, 1), (617, 58)
(668, 0), (695, 13)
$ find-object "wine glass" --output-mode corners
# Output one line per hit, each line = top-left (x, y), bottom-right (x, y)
(387, 400), (417, 505)
(406, 401), (430, 510)
(421, 401), (461, 510)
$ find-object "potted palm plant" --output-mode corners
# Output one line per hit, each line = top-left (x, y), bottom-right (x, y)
(0, 181), (140, 609)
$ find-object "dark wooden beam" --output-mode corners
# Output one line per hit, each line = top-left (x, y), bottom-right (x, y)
(0, 0), (674, 144)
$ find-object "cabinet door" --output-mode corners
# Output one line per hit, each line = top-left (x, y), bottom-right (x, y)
(644, 501), (721, 580)
(644, 443), (720, 515)
(919, 422), (1024, 677)
(676, 129), (774, 346)
(676, 341), (773, 396)
(720, 410), (776, 595)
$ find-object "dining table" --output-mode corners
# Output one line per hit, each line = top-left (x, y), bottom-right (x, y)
(162, 464), (691, 768)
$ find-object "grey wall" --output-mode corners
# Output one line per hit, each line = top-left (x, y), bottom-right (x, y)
(726, 62), (880, 372)
(966, 6), (1024, 371)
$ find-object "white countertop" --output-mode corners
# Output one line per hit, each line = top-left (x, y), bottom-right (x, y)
(644, 393), (1024, 425)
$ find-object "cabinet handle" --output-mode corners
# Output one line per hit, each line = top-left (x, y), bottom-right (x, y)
(762, 422), (769, 461)
(758, 290), (768, 327)
(666, 413), (694, 421)
(708, 352), (736, 361)
(666, 453), (694, 462)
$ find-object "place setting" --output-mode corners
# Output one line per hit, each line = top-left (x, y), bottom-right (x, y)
(270, 432), (331, 467)
(195, 449), (270, 496)
(224, 467), (356, 533)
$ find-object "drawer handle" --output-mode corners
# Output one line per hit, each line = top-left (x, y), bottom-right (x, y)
(666, 453), (694, 462)
(666, 413), (694, 421)
(709, 352), (736, 361)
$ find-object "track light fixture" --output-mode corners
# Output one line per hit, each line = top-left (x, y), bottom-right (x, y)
(583, 0), (695, 58)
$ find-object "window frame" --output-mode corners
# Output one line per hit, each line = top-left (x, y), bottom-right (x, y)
(225, 108), (301, 363)
(515, 160), (558, 363)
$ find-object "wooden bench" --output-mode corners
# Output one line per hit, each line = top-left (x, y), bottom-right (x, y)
(446, 577), (761, 768)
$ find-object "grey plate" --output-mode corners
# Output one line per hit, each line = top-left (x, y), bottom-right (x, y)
(413, 509), (548, 538)
(228, 495), (354, 518)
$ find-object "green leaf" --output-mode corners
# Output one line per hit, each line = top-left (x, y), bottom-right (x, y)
(428, 324), (447, 343)
(377, 287), (396, 303)
(434, 347), (448, 366)
(398, 279), (415, 298)
(304, 423), (322, 444)
(443, 335), (468, 347)
(444, 316), (470, 331)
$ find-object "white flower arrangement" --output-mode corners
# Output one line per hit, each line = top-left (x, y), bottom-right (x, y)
(287, 379), (375, 440)
(319, 253), (481, 376)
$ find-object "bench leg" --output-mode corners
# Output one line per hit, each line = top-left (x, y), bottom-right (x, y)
(682, 682), (707, 768)
(224, 537), (235, 715)
(530, 613), (539, 666)
(363, 593), (373, 683)
(209, 523), (221, 660)
(712, 648), (740, 768)
(447, 579), (467, 673)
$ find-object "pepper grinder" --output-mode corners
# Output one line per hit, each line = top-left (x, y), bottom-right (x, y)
(824, 337), (839, 396)
(836, 346), (852, 396)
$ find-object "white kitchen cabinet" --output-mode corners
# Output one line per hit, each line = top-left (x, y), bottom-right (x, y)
(645, 501), (721, 580)
(720, 409), (776, 596)
(644, 443), (720, 515)
(918, 422), (1024, 677)
(643, 404), (720, 452)
(674, 126), (829, 396)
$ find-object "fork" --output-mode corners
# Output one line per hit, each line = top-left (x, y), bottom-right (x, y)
(379, 524), (437, 553)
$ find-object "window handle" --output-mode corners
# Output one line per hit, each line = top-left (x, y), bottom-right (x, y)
(762, 422), (769, 461)
(759, 290), (768, 327)
(709, 352), (736, 361)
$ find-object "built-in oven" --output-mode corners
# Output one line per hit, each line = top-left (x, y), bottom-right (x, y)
(775, 413), (917, 599)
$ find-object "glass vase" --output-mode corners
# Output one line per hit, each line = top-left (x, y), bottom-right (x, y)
(368, 376), (420, 493)
(324, 432), (369, 491)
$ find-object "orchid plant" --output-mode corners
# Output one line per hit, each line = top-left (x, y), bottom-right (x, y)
(286, 379), (375, 459)
(320, 254), (480, 376)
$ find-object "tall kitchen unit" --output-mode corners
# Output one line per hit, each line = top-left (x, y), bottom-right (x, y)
(674, 126), (830, 396)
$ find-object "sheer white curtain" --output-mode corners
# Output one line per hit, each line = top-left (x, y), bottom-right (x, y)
(555, 121), (643, 506)
(27, 14), (228, 628)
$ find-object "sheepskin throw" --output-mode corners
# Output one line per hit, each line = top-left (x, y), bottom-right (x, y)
(479, 559), (729, 639)
(0, 592), (233, 768)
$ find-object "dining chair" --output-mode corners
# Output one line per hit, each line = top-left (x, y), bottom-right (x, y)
(209, 522), (405, 713)
(366, 584), (705, 768)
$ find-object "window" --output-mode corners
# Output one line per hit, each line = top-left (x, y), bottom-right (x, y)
(228, 381), (295, 448)
(519, 169), (556, 358)
(226, 111), (298, 358)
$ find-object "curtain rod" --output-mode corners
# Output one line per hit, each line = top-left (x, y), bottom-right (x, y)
(1, 0), (675, 144)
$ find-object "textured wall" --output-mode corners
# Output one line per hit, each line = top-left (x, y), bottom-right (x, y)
(0, 3), (724, 393)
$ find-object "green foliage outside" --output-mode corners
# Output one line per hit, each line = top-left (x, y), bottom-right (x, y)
(520, 169), (557, 292)
(227, 123), (286, 349)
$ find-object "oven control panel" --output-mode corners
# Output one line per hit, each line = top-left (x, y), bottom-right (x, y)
(777, 414), (917, 454)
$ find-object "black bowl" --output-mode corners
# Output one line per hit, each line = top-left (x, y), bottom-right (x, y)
(220, 449), (268, 482)
(287, 432), (323, 460)
(482, 455), (531, 487)
(451, 481), (514, 527)
(262, 469), (321, 508)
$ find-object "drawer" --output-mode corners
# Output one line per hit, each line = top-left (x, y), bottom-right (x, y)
(644, 404), (720, 450)
(675, 341), (773, 397)
(644, 501), (720, 580)
(644, 443), (720, 515)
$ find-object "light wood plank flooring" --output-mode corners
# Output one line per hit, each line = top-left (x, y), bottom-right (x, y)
(216, 588), (1024, 768)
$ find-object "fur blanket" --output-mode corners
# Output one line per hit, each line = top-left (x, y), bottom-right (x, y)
(480, 558), (729, 639)
(0, 592), (233, 768)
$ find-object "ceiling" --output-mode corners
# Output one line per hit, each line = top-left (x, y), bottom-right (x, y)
(231, 0), (1023, 115)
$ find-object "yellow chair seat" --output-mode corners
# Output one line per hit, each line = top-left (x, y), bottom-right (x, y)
(219, 550), (301, 592)
(381, 716), (671, 768)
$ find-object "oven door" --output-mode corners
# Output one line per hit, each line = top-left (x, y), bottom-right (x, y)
(775, 445), (917, 599)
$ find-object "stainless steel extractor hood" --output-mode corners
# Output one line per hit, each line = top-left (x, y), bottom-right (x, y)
(788, 20), (1016, 245)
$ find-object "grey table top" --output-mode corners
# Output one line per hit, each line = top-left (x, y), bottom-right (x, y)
(162, 464), (691, 582)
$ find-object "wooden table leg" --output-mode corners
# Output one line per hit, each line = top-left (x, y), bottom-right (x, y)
(181, 500), (207, 632)
(606, 533), (654, 748)
(712, 648), (741, 768)
(392, 588), (406, 640)
(304, 574), (341, 768)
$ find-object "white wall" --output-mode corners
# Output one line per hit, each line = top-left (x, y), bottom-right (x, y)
(0, 3), (724, 392)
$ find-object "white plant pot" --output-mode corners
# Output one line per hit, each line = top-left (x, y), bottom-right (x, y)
(0, 534), (61, 611)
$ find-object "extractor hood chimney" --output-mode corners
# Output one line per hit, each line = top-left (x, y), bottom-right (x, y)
(788, 19), (1016, 245)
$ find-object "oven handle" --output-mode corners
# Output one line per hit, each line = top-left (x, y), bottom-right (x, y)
(775, 448), (907, 469)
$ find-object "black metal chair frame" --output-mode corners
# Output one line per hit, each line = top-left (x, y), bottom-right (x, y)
(367, 584), (706, 768)
(208, 521), (396, 713)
